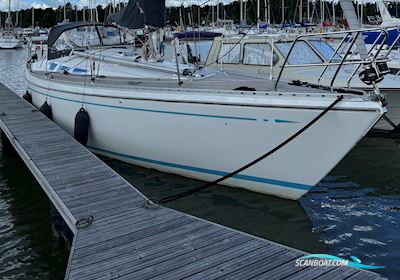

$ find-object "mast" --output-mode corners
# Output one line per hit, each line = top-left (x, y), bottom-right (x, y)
(320, 0), (324, 23)
(15, 0), (18, 27)
(31, 7), (34, 27)
(5, 0), (12, 28)
(8, 0), (11, 19)
(240, 0), (243, 23)
(338, 0), (368, 59)
(299, 0), (302, 22)
(257, 0), (260, 28)
(244, 0), (247, 23)
(198, 5), (200, 27)
(281, 0), (284, 23)
(179, 6), (183, 29)
(216, 0), (219, 20)
(63, 0), (67, 22)
(211, 0), (214, 24)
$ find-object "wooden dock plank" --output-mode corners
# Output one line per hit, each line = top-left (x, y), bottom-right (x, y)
(315, 267), (363, 280)
(71, 221), (213, 264)
(250, 258), (309, 280)
(0, 83), (385, 280)
(71, 217), (202, 269)
(346, 271), (384, 280)
(72, 230), (243, 280)
(223, 249), (303, 279)
(185, 244), (286, 280)
(287, 266), (339, 280)
(72, 227), (233, 278)
(116, 235), (254, 280)
(149, 239), (269, 280)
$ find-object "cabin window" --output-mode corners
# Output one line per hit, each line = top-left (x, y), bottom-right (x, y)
(182, 41), (213, 63)
(243, 43), (278, 66)
(58, 65), (69, 72)
(72, 68), (87, 73)
(218, 43), (240, 64)
(275, 41), (323, 64)
(48, 63), (58, 71)
(97, 26), (123, 45)
(308, 40), (341, 60)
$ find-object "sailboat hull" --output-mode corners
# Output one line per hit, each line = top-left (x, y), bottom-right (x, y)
(0, 38), (22, 49)
(25, 71), (383, 200)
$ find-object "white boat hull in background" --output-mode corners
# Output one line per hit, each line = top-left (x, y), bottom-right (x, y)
(25, 71), (383, 200)
(0, 38), (22, 49)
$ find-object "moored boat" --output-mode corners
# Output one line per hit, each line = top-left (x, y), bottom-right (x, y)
(0, 0), (22, 49)
(24, 2), (386, 200)
(205, 31), (399, 131)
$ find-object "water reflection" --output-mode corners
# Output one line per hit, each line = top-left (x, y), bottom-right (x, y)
(0, 151), (68, 279)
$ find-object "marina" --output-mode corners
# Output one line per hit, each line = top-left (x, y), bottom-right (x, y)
(0, 82), (386, 279)
(0, 0), (400, 279)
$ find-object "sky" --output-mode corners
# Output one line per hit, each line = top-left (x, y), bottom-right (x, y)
(0, 0), (235, 11)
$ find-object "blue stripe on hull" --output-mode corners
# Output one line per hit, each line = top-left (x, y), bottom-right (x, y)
(88, 146), (312, 191)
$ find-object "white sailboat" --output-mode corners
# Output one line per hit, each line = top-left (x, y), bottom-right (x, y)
(24, 1), (385, 200)
(0, 0), (22, 49)
(206, 32), (399, 131)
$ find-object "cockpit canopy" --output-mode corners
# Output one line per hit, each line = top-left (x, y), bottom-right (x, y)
(47, 22), (124, 60)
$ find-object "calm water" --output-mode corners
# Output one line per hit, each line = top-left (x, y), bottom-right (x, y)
(0, 48), (399, 279)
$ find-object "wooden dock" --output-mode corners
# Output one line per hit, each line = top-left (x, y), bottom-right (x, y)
(0, 83), (385, 280)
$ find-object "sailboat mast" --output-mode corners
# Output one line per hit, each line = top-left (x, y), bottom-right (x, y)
(240, 0), (243, 23)
(216, 0), (219, 20)
(210, 1), (213, 24)
(63, 0), (67, 22)
(264, 0), (268, 23)
(244, 0), (247, 23)
(8, 0), (11, 19)
(15, 0), (18, 27)
(299, 0), (302, 22)
(31, 7), (34, 27)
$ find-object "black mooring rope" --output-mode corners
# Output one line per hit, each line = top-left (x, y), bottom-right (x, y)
(152, 95), (344, 205)
(382, 114), (400, 132)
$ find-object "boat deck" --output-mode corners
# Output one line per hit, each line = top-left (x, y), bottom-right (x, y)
(0, 82), (385, 279)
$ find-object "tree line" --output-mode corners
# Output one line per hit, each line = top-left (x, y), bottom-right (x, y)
(0, 0), (394, 29)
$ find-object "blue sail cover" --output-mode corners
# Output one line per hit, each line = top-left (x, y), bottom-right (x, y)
(107, 0), (165, 29)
